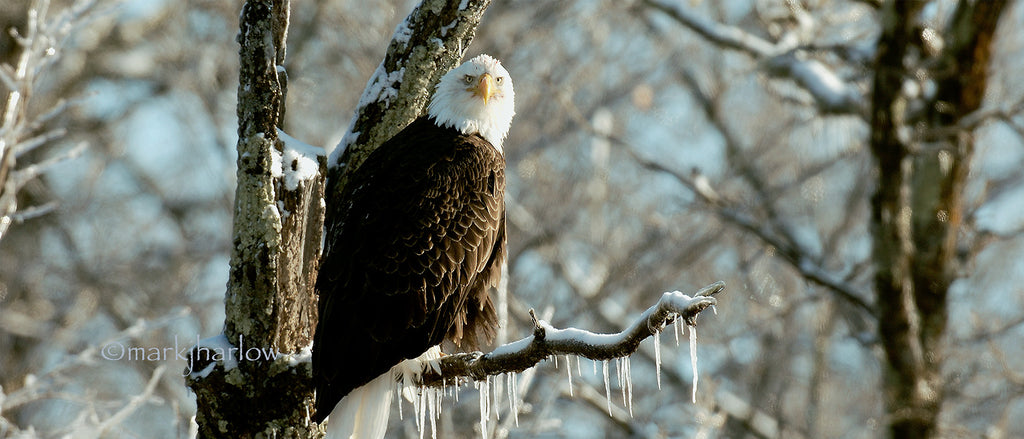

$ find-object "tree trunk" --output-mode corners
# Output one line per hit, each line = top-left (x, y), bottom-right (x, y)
(186, 1), (326, 437)
(869, 1), (1009, 438)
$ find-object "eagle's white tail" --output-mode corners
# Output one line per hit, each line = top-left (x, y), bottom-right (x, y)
(324, 346), (443, 439)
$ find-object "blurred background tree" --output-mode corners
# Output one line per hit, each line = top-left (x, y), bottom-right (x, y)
(2, 0), (1023, 438)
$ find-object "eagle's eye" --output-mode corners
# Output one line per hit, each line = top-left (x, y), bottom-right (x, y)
(495, 76), (503, 84)
(463, 75), (475, 84)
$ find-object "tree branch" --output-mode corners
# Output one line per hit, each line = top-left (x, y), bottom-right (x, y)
(641, 0), (865, 114)
(327, 0), (491, 186)
(416, 282), (723, 387)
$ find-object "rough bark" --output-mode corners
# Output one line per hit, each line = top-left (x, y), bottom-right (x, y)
(186, 0), (326, 437)
(869, 1), (1009, 438)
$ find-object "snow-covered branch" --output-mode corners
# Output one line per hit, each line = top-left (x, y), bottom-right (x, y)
(328, 0), (491, 182)
(416, 282), (723, 387)
(642, 0), (865, 114)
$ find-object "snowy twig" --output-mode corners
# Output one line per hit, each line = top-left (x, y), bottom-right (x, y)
(416, 282), (723, 387)
(642, 0), (865, 114)
(642, 0), (777, 57)
(0, 0), (96, 242)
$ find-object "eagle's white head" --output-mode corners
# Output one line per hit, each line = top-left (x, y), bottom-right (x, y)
(428, 54), (515, 153)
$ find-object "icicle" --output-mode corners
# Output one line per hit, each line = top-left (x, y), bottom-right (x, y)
(689, 324), (698, 403)
(397, 380), (405, 420)
(428, 386), (437, 439)
(485, 375), (492, 423)
(654, 331), (662, 390)
(625, 356), (633, 417)
(437, 385), (443, 415)
(566, 355), (573, 397)
(506, 371), (514, 421)
(602, 360), (612, 416)
(673, 318), (681, 346)
(592, 358), (597, 375)
(478, 380), (488, 439)
(576, 355), (582, 377)
(511, 372), (520, 427)
(617, 358), (626, 408)
(554, 354), (558, 368)
(493, 374), (501, 421)
(411, 385), (421, 430)
(418, 386), (427, 439)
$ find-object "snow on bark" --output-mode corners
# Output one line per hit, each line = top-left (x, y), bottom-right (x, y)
(276, 129), (324, 191)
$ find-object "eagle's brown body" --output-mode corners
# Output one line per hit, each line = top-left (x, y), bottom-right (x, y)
(312, 116), (505, 422)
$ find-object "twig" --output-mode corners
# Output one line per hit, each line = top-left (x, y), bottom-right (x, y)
(416, 282), (723, 387)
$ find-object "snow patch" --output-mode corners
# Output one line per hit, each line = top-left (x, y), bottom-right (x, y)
(329, 128), (359, 169)
(191, 333), (238, 372)
(275, 129), (323, 191)
(392, 18), (414, 47)
(359, 64), (405, 109)
(487, 334), (534, 357)
(284, 343), (312, 367)
(439, 20), (457, 37)
(269, 142), (283, 179)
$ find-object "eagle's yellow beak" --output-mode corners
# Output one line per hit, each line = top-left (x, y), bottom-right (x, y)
(473, 73), (495, 104)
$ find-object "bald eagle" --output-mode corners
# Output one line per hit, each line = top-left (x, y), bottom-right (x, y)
(313, 54), (515, 438)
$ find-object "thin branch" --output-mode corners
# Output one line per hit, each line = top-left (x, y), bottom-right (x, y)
(560, 82), (873, 315)
(416, 282), (723, 387)
(93, 366), (166, 437)
(635, 157), (874, 315)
